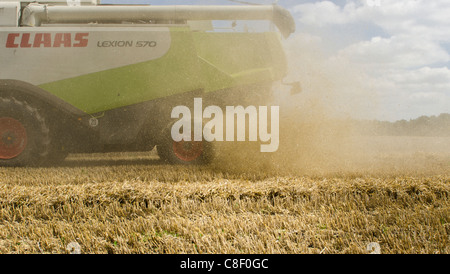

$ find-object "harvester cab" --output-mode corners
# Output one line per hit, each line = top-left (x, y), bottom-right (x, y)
(0, 0), (297, 166)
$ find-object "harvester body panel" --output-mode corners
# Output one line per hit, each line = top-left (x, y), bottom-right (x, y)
(1, 25), (287, 114)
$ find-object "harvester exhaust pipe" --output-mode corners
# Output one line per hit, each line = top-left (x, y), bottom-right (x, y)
(21, 4), (296, 38)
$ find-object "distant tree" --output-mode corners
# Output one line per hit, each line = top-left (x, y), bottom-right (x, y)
(351, 113), (450, 136)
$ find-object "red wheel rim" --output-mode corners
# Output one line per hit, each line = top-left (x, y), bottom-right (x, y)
(173, 139), (203, 162)
(0, 117), (27, 160)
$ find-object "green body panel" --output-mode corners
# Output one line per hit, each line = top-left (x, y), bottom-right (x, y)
(39, 27), (287, 115)
(193, 31), (287, 92)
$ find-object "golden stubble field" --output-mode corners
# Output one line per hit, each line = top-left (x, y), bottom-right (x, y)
(0, 131), (449, 254)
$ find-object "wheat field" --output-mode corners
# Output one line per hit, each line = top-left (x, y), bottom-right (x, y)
(0, 135), (449, 254)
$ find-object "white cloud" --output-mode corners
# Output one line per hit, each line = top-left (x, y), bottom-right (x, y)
(339, 35), (450, 70)
(388, 67), (450, 87)
(289, 0), (450, 121)
(293, 1), (355, 27)
(292, 0), (450, 40)
(371, 0), (450, 39)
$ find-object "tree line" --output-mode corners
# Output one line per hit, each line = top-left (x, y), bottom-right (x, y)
(352, 113), (450, 137)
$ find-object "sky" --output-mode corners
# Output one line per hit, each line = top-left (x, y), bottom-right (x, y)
(101, 0), (450, 122)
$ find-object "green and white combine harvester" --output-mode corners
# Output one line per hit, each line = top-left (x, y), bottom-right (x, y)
(0, 0), (297, 166)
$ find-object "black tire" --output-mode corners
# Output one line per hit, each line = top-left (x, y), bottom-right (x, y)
(157, 123), (214, 165)
(0, 97), (51, 167)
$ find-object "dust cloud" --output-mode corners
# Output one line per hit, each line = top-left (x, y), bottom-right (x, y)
(211, 33), (450, 176)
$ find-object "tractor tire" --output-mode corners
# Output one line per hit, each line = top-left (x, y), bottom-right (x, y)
(157, 123), (214, 165)
(0, 97), (51, 167)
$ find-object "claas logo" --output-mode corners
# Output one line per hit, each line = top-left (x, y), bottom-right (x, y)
(6, 33), (89, 48)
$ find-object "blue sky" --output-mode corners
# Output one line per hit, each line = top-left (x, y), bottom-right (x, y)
(101, 1), (450, 121)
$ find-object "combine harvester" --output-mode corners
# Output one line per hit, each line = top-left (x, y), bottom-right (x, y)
(0, 0), (297, 166)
